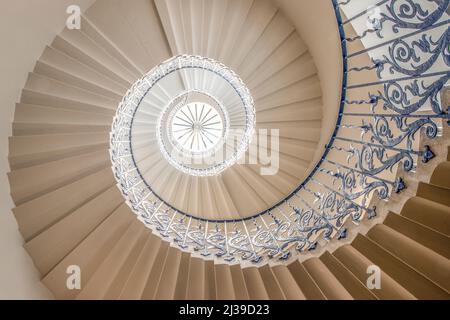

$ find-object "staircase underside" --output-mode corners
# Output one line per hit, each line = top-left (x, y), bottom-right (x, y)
(5, 0), (450, 299)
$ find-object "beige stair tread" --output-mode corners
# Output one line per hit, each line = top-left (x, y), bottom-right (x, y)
(303, 257), (353, 300)
(333, 245), (416, 300)
(320, 251), (377, 300)
(417, 182), (450, 207)
(287, 260), (326, 300)
(367, 224), (450, 292)
(401, 196), (450, 236)
(242, 267), (269, 300)
(384, 212), (450, 259)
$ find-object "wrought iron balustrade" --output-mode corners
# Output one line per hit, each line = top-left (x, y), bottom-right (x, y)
(110, 0), (450, 264)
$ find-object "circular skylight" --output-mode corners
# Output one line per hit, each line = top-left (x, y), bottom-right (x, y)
(111, 55), (255, 182)
(171, 102), (224, 154)
(147, 55), (255, 177)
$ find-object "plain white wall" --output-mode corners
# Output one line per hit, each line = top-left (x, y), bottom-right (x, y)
(0, 0), (95, 299)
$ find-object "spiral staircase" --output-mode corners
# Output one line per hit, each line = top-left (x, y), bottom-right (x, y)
(5, 0), (450, 299)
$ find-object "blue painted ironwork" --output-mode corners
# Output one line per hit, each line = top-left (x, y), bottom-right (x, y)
(377, 0), (449, 36)
(370, 74), (449, 115)
(109, 0), (450, 265)
(379, 28), (450, 76)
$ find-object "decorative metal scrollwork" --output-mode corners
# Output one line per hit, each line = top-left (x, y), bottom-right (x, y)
(377, 0), (449, 36)
(360, 116), (438, 149)
(379, 28), (450, 76)
(108, 0), (449, 265)
(371, 74), (449, 115)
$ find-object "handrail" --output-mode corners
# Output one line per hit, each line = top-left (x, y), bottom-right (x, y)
(110, 0), (450, 264)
